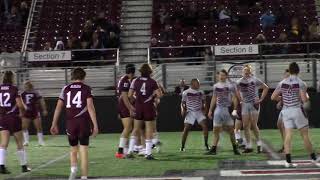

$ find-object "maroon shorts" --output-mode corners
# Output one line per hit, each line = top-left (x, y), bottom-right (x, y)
(0, 114), (22, 133)
(118, 100), (130, 118)
(134, 103), (156, 121)
(24, 110), (40, 120)
(66, 117), (92, 145)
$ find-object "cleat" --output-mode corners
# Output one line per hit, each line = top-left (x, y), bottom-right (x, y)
(205, 147), (217, 155)
(284, 162), (297, 168)
(126, 153), (135, 159)
(154, 141), (162, 153)
(115, 152), (125, 159)
(236, 138), (243, 144)
(257, 146), (262, 154)
(0, 165), (11, 174)
(138, 149), (146, 156)
(179, 147), (185, 152)
(243, 148), (253, 153)
(23, 142), (29, 146)
(205, 144), (210, 151)
(145, 154), (156, 160)
(68, 171), (77, 180)
(22, 165), (31, 173)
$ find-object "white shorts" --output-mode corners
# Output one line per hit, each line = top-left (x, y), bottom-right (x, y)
(213, 107), (234, 127)
(241, 102), (260, 116)
(282, 107), (308, 129)
(184, 111), (206, 125)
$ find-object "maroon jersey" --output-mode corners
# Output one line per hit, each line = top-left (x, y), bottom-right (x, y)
(0, 84), (20, 115)
(21, 90), (42, 114)
(117, 75), (134, 118)
(130, 76), (159, 105)
(59, 82), (93, 120)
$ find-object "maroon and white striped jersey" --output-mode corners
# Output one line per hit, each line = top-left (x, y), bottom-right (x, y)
(213, 82), (236, 107)
(182, 88), (205, 112)
(236, 76), (263, 103)
(275, 75), (307, 109)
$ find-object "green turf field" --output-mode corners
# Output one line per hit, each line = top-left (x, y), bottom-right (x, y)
(2, 129), (320, 179)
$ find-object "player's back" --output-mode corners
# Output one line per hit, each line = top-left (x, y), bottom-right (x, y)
(21, 90), (41, 111)
(59, 82), (92, 120)
(131, 76), (158, 104)
(278, 75), (305, 108)
(0, 83), (19, 115)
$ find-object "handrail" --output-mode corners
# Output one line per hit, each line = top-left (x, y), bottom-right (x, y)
(21, 0), (38, 53)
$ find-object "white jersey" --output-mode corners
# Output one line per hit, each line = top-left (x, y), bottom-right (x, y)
(236, 76), (263, 103)
(182, 88), (205, 112)
(213, 81), (236, 107)
(275, 75), (307, 109)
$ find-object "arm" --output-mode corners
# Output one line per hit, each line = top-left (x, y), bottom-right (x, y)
(271, 89), (281, 102)
(181, 101), (186, 117)
(208, 95), (216, 119)
(16, 97), (26, 117)
(39, 98), (48, 117)
(258, 83), (269, 103)
(121, 92), (135, 111)
(50, 100), (64, 135)
(87, 97), (99, 137)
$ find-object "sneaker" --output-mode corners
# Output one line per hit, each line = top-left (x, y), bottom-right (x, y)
(257, 146), (262, 154)
(22, 165), (31, 173)
(0, 165), (11, 174)
(68, 171), (77, 180)
(145, 154), (156, 160)
(179, 147), (185, 152)
(23, 142), (29, 146)
(115, 152), (125, 159)
(284, 162), (297, 168)
(243, 148), (253, 153)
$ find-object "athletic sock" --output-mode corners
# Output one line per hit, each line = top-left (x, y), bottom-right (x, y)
(204, 135), (208, 147)
(285, 154), (292, 163)
(71, 166), (78, 173)
(128, 136), (137, 154)
(37, 132), (44, 144)
(0, 148), (7, 165)
(16, 149), (27, 166)
(145, 139), (153, 156)
(235, 130), (241, 140)
(256, 140), (262, 146)
(310, 152), (317, 161)
(23, 130), (29, 143)
(118, 138), (127, 154)
(152, 132), (159, 145)
(81, 176), (87, 179)
(246, 142), (252, 149)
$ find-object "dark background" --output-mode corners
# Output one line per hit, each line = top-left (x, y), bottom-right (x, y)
(31, 89), (320, 135)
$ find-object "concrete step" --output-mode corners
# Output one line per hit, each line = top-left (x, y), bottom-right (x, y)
(121, 55), (147, 63)
(121, 24), (150, 30)
(121, 43), (149, 49)
(122, 5), (152, 12)
(123, 0), (152, 6)
(121, 30), (150, 36)
(121, 36), (150, 43)
(122, 17), (152, 24)
(121, 49), (147, 56)
(122, 12), (152, 18)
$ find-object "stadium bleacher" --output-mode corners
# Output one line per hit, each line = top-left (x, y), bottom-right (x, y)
(152, 0), (318, 46)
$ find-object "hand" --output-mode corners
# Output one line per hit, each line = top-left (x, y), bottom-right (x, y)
(208, 111), (213, 119)
(91, 126), (99, 137)
(129, 106), (136, 118)
(42, 110), (48, 117)
(231, 109), (239, 118)
(50, 124), (59, 135)
(255, 98), (262, 105)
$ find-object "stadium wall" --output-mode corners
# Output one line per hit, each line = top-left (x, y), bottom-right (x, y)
(33, 90), (320, 135)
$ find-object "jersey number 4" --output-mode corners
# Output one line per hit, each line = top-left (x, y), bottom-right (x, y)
(140, 82), (146, 95)
(66, 91), (82, 108)
(0, 93), (11, 107)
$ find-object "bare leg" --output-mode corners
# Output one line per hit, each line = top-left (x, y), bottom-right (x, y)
(79, 145), (88, 178)
(181, 124), (192, 150)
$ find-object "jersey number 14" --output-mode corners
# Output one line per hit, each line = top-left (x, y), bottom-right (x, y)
(66, 91), (82, 108)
